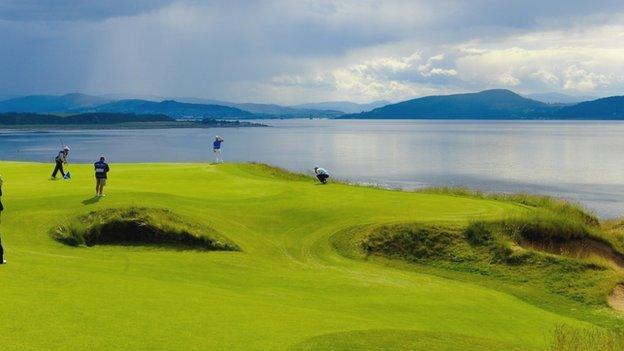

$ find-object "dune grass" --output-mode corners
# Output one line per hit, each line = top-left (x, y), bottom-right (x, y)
(359, 191), (624, 310)
(0, 161), (622, 350)
(361, 218), (622, 307)
(419, 187), (600, 227)
(549, 325), (624, 351)
(50, 207), (238, 250)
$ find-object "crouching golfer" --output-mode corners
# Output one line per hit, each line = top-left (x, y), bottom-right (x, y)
(213, 135), (224, 163)
(314, 166), (330, 184)
(94, 156), (110, 197)
(51, 146), (70, 179)
(0, 173), (5, 264)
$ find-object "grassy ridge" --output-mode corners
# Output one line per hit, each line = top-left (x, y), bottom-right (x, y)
(0, 162), (621, 350)
(361, 221), (621, 307)
(50, 207), (238, 250)
(347, 190), (624, 339)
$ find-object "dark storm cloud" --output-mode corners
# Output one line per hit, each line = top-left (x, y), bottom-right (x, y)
(0, 0), (175, 21)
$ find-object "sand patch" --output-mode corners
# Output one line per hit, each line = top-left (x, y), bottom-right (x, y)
(608, 284), (624, 312)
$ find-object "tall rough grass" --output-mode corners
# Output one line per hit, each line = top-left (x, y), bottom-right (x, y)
(464, 212), (624, 259)
(247, 162), (311, 181)
(362, 224), (462, 261)
(419, 187), (599, 227)
(550, 325), (624, 351)
(50, 207), (238, 251)
(362, 207), (624, 306)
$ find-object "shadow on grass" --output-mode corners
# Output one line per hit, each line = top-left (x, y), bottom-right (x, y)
(78, 242), (239, 252)
(82, 196), (101, 205)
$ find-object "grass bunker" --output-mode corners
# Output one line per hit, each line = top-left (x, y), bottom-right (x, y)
(360, 204), (624, 308)
(50, 207), (238, 251)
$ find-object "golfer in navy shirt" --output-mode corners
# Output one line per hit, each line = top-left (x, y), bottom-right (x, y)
(94, 156), (110, 197)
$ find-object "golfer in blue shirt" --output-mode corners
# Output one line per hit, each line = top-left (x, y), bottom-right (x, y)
(213, 136), (224, 163)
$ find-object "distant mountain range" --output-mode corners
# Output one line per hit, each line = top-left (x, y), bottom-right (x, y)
(85, 99), (255, 119)
(0, 93), (111, 113)
(290, 100), (389, 114)
(0, 94), (349, 118)
(1, 90), (624, 120)
(340, 89), (624, 120)
(102, 95), (379, 116)
(172, 97), (343, 118)
(524, 92), (596, 104)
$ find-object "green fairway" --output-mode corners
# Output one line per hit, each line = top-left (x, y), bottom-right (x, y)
(0, 162), (614, 350)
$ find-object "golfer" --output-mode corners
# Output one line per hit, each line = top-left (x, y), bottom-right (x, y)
(0, 173), (5, 264)
(51, 146), (70, 179)
(213, 136), (224, 163)
(94, 156), (110, 197)
(314, 166), (330, 184)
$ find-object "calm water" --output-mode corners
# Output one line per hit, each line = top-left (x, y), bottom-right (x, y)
(1, 119), (624, 218)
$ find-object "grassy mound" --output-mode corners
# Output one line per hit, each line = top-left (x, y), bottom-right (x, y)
(362, 208), (624, 307)
(465, 214), (624, 267)
(50, 207), (238, 251)
(362, 223), (471, 262)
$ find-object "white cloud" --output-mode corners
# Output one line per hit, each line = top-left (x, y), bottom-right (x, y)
(498, 73), (520, 86)
(563, 65), (612, 91)
(532, 70), (559, 85)
(275, 21), (624, 102)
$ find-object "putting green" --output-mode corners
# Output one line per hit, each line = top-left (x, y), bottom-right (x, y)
(0, 162), (590, 350)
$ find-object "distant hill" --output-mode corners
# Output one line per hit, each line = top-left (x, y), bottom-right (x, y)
(553, 96), (624, 119)
(87, 99), (256, 119)
(0, 93), (359, 118)
(0, 93), (111, 113)
(0, 112), (267, 128)
(341, 90), (553, 119)
(98, 93), (164, 101)
(0, 112), (172, 125)
(291, 100), (389, 114)
(525, 92), (596, 104)
(0, 93), (343, 118)
(174, 97), (343, 117)
(0, 94), (19, 102)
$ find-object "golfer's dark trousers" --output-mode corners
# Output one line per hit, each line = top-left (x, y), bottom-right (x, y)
(0, 234), (3, 262)
(52, 161), (65, 178)
(317, 174), (329, 184)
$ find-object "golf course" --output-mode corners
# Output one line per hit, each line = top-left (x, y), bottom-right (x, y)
(0, 161), (622, 350)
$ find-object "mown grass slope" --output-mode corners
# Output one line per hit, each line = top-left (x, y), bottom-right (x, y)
(0, 162), (621, 350)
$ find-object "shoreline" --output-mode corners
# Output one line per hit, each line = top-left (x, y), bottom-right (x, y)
(0, 121), (268, 130)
